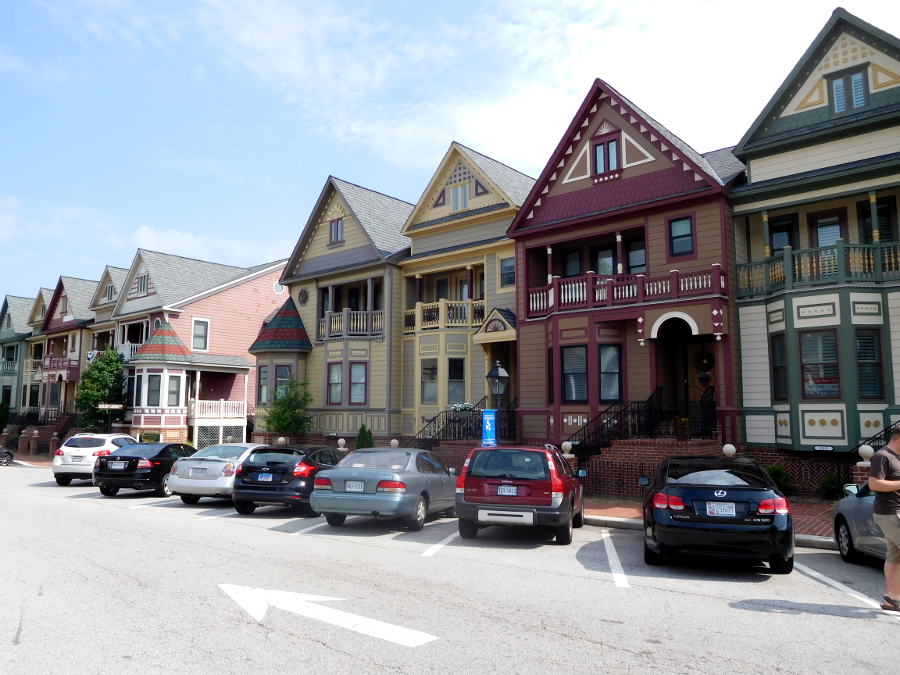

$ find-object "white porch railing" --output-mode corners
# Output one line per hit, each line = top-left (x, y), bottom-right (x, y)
(1, 361), (16, 373)
(116, 342), (142, 359)
(316, 310), (385, 340)
(189, 399), (247, 419)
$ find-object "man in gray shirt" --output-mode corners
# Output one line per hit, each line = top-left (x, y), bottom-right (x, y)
(869, 427), (900, 611)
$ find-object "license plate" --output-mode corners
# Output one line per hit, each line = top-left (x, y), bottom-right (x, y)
(497, 485), (518, 496)
(345, 480), (365, 492)
(706, 501), (736, 517)
(189, 468), (207, 477)
(258, 474), (273, 482)
(71, 456), (84, 463)
(109, 461), (127, 470)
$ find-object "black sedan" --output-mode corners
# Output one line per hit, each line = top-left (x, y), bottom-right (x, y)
(639, 455), (794, 573)
(232, 445), (338, 516)
(93, 443), (194, 497)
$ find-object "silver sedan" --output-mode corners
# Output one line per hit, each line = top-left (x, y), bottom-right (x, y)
(833, 482), (886, 562)
(169, 443), (265, 504)
(310, 447), (457, 531)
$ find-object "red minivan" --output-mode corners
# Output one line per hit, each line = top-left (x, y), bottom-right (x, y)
(455, 446), (585, 545)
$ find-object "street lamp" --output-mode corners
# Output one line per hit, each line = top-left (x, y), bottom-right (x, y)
(486, 361), (509, 410)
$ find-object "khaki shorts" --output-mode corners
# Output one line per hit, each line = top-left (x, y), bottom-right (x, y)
(874, 514), (900, 564)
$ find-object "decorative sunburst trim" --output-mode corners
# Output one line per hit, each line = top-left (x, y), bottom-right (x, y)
(595, 120), (616, 136)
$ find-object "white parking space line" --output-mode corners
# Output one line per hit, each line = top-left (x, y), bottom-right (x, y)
(600, 529), (629, 588)
(130, 501), (181, 510)
(795, 562), (900, 622)
(291, 521), (330, 536)
(421, 532), (459, 557)
(199, 505), (278, 520)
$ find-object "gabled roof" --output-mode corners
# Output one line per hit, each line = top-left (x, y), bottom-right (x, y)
(89, 265), (130, 309)
(130, 321), (192, 363)
(0, 295), (36, 337)
(41, 277), (99, 331)
(282, 177), (413, 282)
(27, 288), (55, 326)
(472, 307), (518, 345)
(249, 297), (312, 353)
(701, 147), (745, 185)
(733, 7), (900, 158)
(456, 144), (536, 207)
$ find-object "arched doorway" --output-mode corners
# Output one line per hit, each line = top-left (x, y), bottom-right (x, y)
(654, 317), (717, 415)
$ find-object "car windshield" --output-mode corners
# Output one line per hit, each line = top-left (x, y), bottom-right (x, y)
(192, 445), (248, 460)
(63, 437), (106, 449)
(467, 449), (550, 480)
(247, 450), (304, 464)
(667, 462), (769, 487)
(338, 451), (411, 471)
(110, 446), (160, 458)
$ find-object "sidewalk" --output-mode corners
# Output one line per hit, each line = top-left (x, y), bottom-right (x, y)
(11, 455), (54, 468)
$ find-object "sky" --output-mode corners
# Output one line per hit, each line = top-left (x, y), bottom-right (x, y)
(2, 0), (899, 299)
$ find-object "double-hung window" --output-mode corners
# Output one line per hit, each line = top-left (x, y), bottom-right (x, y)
(328, 364), (342, 404)
(627, 240), (646, 273)
(564, 251), (581, 278)
(421, 358), (438, 404)
(669, 217), (694, 257)
(106, 285), (114, 302)
(800, 330), (840, 399)
(856, 329), (884, 399)
(599, 345), (622, 403)
(831, 70), (867, 115)
(329, 219), (343, 244)
(770, 217), (797, 254)
(258, 366), (268, 405)
(275, 365), (291, 399)
(500, 258), (515, 287)
(452, 184), (468, 211)
(147, 375), (161, 407)
(350, 363), (366, 404)
(593, 138), (619, 175)
(138, 275), (148, 294)
(770, 334), (788, 401)
(561, 346), (588, 404)
(192, 320), (209, 350)
(448, 358), (465, 404)
(167, 376), (181, 407)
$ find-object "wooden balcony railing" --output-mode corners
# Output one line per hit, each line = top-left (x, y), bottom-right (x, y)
(736, 241), (900, 297)
(526, 266), (725, 318)
(45, 354), (76, 370)
(1, 360), (16, 373)
(316, 310), (385, 340)
(24, 359), (42, 373)
(402, 299), (487, 332)
(116, 342), (142, 360)
(189, 399), (247, 419)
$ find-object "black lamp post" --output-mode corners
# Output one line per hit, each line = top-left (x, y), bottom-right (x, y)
(486, 361), (509, 410)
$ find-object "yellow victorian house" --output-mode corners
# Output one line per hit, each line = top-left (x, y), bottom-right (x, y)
(399, 143), (535, 441)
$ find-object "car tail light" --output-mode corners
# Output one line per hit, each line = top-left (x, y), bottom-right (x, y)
(137, 459), (151, 469)
(774, 496), (790, 514)
(94, 458), (100, 469)
(652, 492), (669, 509)
(171, 463), (178, 474)
(376, 480), (406, 493)
(54, 449), (65, 456)
(314, 477), (332, 490)
(235, 463), (244, 475)
(221, 463), (235, 477)
(92, 449), (110, 457)
(757, 499), (775, 514)
(667, 495), (685, 511)
(293, 462), (313, 477)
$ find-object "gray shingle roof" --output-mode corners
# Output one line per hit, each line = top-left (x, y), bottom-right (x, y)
(456, 144), (537, 207)
(701, 147), (745, 184)
(2, 296), (35, 336)
(188, 353), (255, 368)
(137, 250), (248, 308)
(331, 178), (414, 256)
(107, 266), (129, 293)
(293, 246), (383, 279)
(59, 277), (99, 321)
(497, 307), (517, 329)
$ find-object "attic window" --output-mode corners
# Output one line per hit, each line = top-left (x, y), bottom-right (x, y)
(5, 315), (10, 328)
(329, 218), (344, 244)
(591, 125), (622, 185)
(40, 304), (46, 318)
(106, 285), (114, 302)
(830, 69), (867, 115)
(452, 184), (468, 211)
(138, 275), (148, 294)
(60, 297), (68, 314)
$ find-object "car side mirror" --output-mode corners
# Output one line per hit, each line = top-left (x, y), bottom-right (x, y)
(449, 468), (457, 475)
(577, 469), (587, 478)
(843, 483), (859, 497)
(637, 477), (650, 487)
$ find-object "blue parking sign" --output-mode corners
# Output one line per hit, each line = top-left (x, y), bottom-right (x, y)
(482, 409), (497, 447)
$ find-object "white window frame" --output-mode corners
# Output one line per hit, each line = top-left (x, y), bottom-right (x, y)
(106, 285), (114, 302)
(138, 275), (148, 294)
(191, 317), (210, 352)
(452, 183), (469, 212)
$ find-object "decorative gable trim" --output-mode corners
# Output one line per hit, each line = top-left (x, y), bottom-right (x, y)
(472, 307), (517, 344)
(621, 131), (655, 168)
(873, 63), (900, 90)
(562, 143), (592, 184)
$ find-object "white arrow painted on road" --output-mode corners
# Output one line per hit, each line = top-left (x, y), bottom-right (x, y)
(218, 584), (439, 647)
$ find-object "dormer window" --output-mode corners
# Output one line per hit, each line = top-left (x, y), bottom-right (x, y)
(106, 285), (114, 302)
(830, 69), (867, 115)
(452, 184), (468, 211)
(329, 218), (344, 244)
(60, 297), (68, 314)
(594, 138), (619, 175)
(40, 304), (46, 318)
(138, 275), (148, 294)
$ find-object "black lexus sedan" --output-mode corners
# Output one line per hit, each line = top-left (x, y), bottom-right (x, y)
(93, 443), (194, 497)
(232, 445), (337, 516)
(639, 455), (794, 573)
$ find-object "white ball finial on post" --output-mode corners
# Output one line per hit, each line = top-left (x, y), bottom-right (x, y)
(277, 436), (286, 446)
(390, 439), (399, 448)
(337, 438), (346, 449)
(858, 444), (875, 462)
(722, 443), (736, 457)
(561, 441), (572, 453)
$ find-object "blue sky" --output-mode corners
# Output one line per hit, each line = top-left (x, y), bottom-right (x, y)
(2, 0), (898, 298)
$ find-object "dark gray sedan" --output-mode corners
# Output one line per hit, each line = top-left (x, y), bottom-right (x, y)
(310, 447), (457, 531)
(833, 482), (886, 562)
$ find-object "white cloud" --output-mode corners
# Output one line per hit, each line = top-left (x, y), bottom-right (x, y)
(132, 224), (293, 266)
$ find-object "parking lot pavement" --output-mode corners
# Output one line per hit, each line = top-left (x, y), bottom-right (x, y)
(4, 466), (900, 675)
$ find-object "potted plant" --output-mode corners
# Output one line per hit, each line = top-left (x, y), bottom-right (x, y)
(673, 416), (691, 441)
(451, 402), (476, 417)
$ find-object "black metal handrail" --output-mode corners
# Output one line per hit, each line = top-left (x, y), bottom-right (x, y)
(849, 418), (900, 455)
(413, 395), (520, 445)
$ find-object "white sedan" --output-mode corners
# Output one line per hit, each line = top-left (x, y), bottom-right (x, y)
(169, 443), (264, 504)
(52, 433), (138, 485)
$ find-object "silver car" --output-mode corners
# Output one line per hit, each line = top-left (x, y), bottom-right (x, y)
(832, 482), (886, 563)
(169, 443), (265, 504)
(310, 447), (457, 531)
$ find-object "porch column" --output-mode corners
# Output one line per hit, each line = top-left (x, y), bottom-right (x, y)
(416, 274), (423, 303)
(328, 285), (335, 312)
(870, 191), (880, 242)
(466, 266), (473, 300)
(195, 370), (201, 401)
(546, 246), (553, 284)
(366, 277), (373, 312)
(616, 233), (624, 274)
(762, 211), (770, 257)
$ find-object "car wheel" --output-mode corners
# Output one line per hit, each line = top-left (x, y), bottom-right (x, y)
(180, 494), (201, 505)
(836, 518), (863, 564)
(234, 501), (256, 515)
(155, 474), (173, 498)
(769, 554), (794, 574)
(644, 540), (663, 565)
(573, 504), (584, 528)
(458, 518), (478, 539)
(444, 506), (458, 519)
(99, 486), (119, 497)
(55, 475), (72, 486)
(0, 452), (12, 466)
(556, 507), (574, 545)
(406, 497), (426, 532)
(325, 513), (346, 527)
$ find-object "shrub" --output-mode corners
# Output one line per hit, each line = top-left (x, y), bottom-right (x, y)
(819, 473), (845, 501)
(75, 347), (126, 431)
(766, 464), (794, 494)
(355, 424), (375, 450)
(265, 378), (314, 436)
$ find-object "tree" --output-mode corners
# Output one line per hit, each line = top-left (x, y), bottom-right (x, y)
(264, 378), (314, 436)
(355, 424), (375, 449)
(75, 347), (126, 431)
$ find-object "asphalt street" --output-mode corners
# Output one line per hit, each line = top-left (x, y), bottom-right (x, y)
(2, 465), (899, 675)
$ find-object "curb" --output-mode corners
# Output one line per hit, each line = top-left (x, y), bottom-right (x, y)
(585, 514), (840, 551)
(11, 460), (37, 467)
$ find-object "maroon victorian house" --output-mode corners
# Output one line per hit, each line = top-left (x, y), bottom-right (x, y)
(509, 79), (745, 451)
